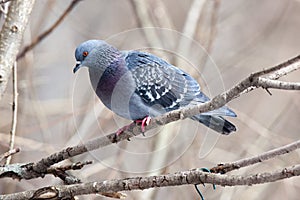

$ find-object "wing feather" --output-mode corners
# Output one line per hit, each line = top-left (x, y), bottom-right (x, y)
(125, 51), (200, 112)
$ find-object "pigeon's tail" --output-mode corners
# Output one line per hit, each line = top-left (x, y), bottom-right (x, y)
(191, 115), (236, 135)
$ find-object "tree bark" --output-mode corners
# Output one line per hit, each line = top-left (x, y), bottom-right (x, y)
(0, 0), (35, 100)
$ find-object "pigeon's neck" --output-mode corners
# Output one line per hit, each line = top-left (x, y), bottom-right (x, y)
(95, 46), (122, 69)
(89, 54), (130, 109)
(88, 47), (124, 90)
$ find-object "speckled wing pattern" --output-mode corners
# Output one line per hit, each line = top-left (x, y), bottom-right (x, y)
(124, 51), (204, 113)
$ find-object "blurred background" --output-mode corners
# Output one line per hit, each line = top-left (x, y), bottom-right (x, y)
(0, 0), (300, 199)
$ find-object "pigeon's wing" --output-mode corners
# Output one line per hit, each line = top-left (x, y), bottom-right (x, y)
(124, 51), (237, 118)
(124, 51), (202, 112)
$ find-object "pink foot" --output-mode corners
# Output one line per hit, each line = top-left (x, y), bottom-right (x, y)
(135, 116), (151, 132)
(116, 116), (151, 137)
(116, 124), (131, 136)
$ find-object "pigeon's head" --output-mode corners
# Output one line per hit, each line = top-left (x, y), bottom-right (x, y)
(73, 40), (115, 73)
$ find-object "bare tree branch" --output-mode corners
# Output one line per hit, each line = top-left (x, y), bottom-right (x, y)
(256, 78), (300, 90)
(241, 55), (300, 95)
(0, 160), (92, 184)
(6, 62), (18, 165)
(1, 164), (300, 199)
(210, 139), (300, 174)
(267, 60), (300, 80)
(0, 147), (20, 163)
(46, 161), (93, 185)
(0, 0), (35, 100)
(16, 0), (82, 60)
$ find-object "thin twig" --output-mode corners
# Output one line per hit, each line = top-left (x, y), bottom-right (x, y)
(267, 60), (300, 80)
(17, 0), (82, 60)
(257, 78), (300, 90)
(240, 55), (300, 95)
(210, 139), (300, 174)
(47, 161), (93, 184)
(6, 62), (18, 165)
(47, 161), (93, 172)
(0, 147), (20, 162)
(252, 55), (300, 77)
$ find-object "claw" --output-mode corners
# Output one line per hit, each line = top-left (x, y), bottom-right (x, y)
(135, 116), (151, 133)
(141, 116), (151, 132)
(116, 116), (151, 137)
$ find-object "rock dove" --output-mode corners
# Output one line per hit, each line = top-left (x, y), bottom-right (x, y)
(73, 40), (237, 135)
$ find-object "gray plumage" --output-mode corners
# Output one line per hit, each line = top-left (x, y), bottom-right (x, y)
(74, 40), (237, 134)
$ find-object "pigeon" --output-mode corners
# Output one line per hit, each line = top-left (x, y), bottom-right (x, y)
(73, 40), (237, 135)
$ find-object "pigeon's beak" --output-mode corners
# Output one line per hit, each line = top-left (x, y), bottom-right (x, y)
(73, 61), (81, 73)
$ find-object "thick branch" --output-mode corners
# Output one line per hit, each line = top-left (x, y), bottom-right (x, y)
(0, 0), (35, 100)
(2, 165), (300, 199)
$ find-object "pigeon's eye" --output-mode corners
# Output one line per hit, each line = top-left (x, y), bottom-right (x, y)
(82, 51), (88, 57)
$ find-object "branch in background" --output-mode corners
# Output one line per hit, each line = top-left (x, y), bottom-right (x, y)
(0, 0), (35, 100)
(175, 0), (206, 66)
(2, 164), (300, 200)
(196, 0), (220, 69)
(0, 0), (18, 166)
(179, 0), (206, 41)
(129, 0), (163, 47)
(6, 62), (18, 165)
(0, 54), (299, 181)
(16, 0), (82, 60)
